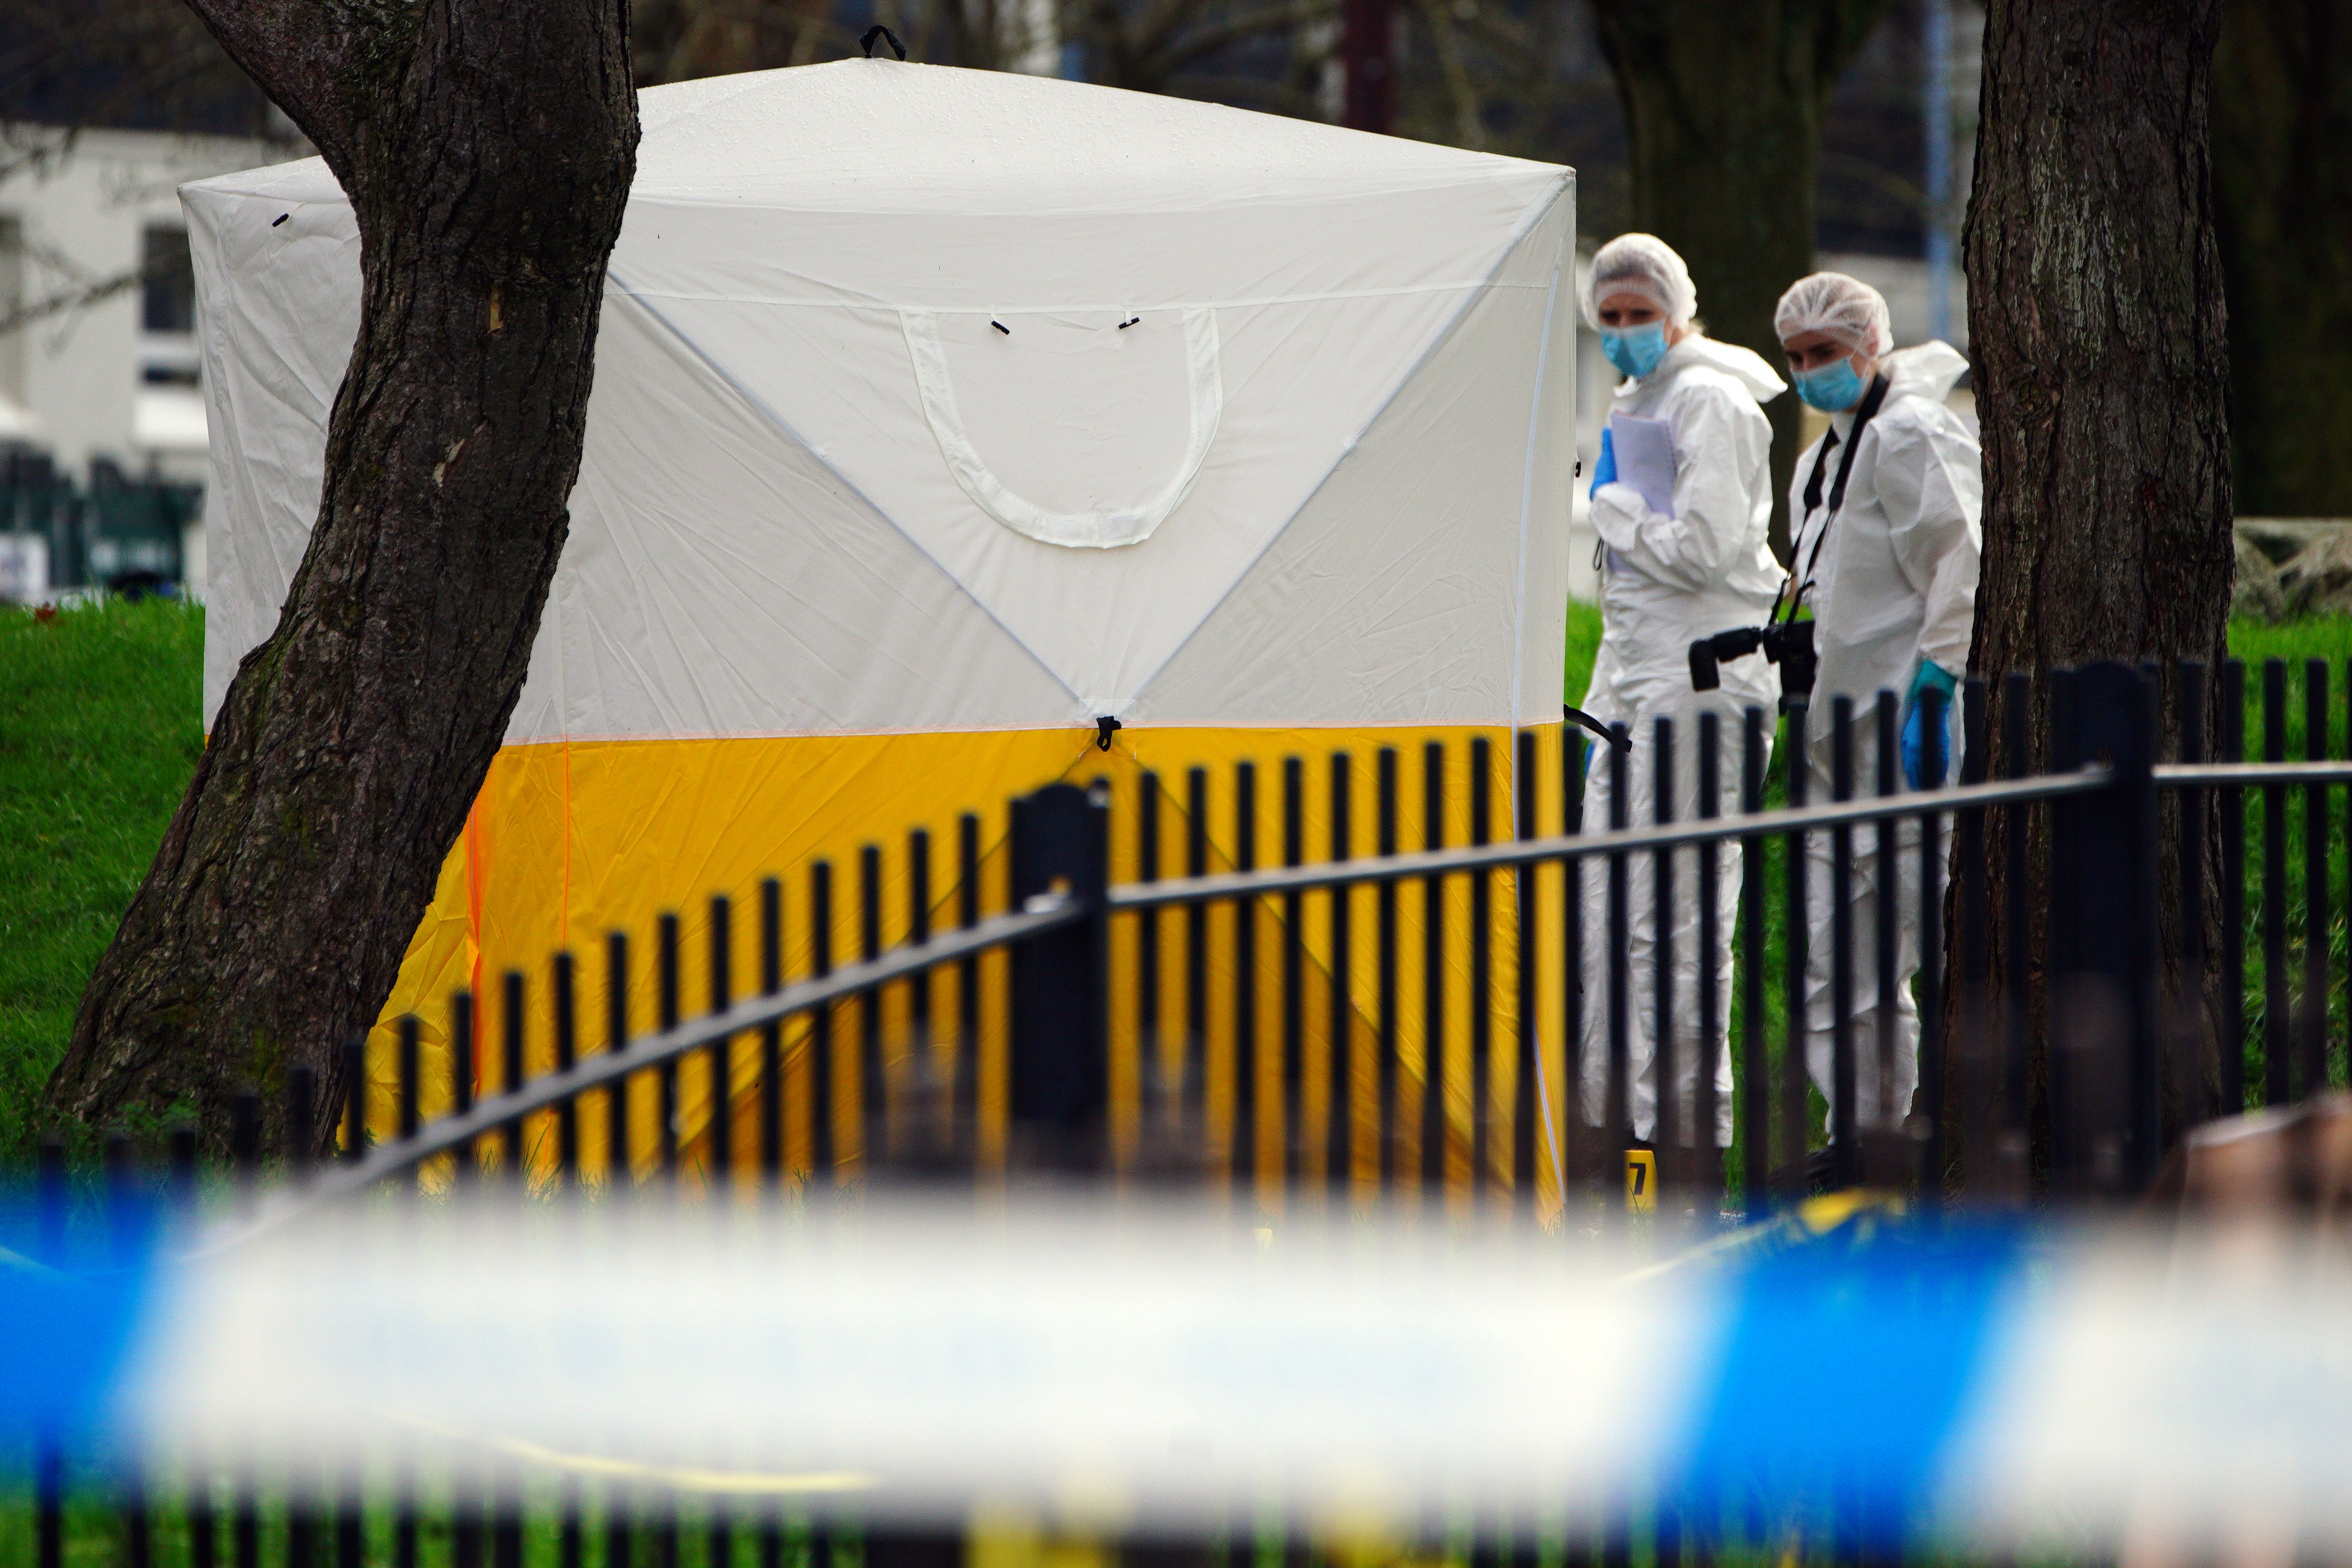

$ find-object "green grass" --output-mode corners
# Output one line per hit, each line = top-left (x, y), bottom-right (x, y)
(2224, 616), (2352, 679)
(0, 598), (205, 1152)
(1565, 597), (1602, 710)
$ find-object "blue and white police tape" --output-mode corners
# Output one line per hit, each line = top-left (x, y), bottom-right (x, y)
(5, 1194), (2351, 1548)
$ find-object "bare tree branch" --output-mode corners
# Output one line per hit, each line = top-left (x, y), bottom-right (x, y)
(0, 269), (144, 341)
(1413, 0), (1487, 149)
(1149, 2), (1331, 78)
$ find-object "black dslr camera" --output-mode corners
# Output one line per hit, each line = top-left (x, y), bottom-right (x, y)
(1687, 619), (1816, 711)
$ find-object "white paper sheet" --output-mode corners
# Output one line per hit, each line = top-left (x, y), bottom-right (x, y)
(1607, 411), (1676, 518)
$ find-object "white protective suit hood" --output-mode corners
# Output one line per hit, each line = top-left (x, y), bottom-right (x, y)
(1880, 340), (1969, 410)
(1574, 330), (1786, 1147)
(1656, 333), (1789, 402)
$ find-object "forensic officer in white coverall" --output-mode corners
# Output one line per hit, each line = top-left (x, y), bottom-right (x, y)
(1774, 272), (1981, 1139)
(1574, 235), (1786, 1154)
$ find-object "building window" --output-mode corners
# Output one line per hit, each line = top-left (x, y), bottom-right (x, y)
(140, 225), (195, 335)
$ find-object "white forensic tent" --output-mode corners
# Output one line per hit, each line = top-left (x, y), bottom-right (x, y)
(186, 59), (1578, 1194)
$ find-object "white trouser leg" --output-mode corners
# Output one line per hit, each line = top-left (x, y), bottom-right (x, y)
(1799, 748), (1923, 1138)
(1577, 693), (1771, 1147)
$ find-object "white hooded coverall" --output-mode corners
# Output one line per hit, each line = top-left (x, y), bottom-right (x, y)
(1577, 335), (1786, 1147)
(1786, 340), (1981, 1134)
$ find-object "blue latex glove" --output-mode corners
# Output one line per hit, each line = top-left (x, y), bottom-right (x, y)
(1589, 425), (1617, 499)
(1901, 661), (1960, 787)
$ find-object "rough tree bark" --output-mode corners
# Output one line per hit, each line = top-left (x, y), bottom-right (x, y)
(1591, 0), (1892, 562)
(2212, 0), (2352, 517)
(41, 0), (639, 1151)
(1954, 0), (2233, 1189)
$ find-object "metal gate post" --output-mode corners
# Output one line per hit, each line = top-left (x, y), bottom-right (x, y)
(2126, 671), (2163, 1188)
(2048, 661), (2159, 1196)
(1009, 781), (1111, 1172)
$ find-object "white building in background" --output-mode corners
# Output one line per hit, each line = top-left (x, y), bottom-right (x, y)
(0, 124), (301, 593)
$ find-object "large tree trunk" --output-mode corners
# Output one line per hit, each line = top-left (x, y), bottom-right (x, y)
(1591, 0), (1891, 562)
(42, 0), (639, 1152)
(1953, 0), (2232, 1191)
(2212, 0), (2352, 517)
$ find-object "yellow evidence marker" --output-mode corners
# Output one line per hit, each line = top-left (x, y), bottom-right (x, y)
(1624, 1148), (1657, 1212)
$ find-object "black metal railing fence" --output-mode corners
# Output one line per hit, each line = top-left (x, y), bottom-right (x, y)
(154, 654), (2352, 1232)
(277, 660), (2340, 1208)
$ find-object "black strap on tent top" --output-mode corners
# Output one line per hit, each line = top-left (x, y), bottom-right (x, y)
(861, 24), (906, 58)
(1094, 715), (1123, 751)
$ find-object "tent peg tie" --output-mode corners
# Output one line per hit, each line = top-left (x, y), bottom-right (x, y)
(1094, 715), (1123, 751)
(860, 24), (906, 58)
(992, 321), (1010, 335)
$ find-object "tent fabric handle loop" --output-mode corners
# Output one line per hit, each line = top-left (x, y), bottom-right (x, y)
(860, 25), (906, 58)
(900, 306), (1224, 550)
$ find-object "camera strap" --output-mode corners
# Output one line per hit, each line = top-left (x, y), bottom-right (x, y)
(1785, 371), (1891, 622)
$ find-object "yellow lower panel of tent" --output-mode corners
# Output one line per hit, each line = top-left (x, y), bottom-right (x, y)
(373, 722), (1578, 1217)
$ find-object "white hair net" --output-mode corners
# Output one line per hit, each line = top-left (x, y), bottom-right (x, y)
(1581, 234), (1698, 330)
(1774, 272), (1892, 358)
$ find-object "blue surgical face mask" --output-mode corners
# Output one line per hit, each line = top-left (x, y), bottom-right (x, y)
(1599, 321), (1669, 380)
(1792, 354), (1866, 412)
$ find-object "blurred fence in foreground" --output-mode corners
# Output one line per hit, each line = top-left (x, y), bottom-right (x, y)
(6, 1186), (2352, 1566)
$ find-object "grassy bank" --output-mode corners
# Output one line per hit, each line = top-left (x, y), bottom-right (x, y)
(0, 598), (204, 1149)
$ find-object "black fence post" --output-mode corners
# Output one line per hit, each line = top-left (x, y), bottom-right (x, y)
(2046, 669), (2080, 1193)
(2219, 661), (2247, 1116)
(2129, 669), (2164, 1186)
(35, 1139), (65, 1568)
(2263, 660), (2290, 1107)
(2176, 662), (2209, 1134)
(167, 1126), (216, 1568)
(1008, 781), (1110, 1172)
(1956, 678), (1992, 1198)
(2048, 661), (2158, 1195)
(284, 1064), (320, 1568)
(2301, 660), (2329, 1103)
(105, 1137), (152, 1568)
(1738, 706), (1766, 1215)
(1917, 686), (1948, 1207)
